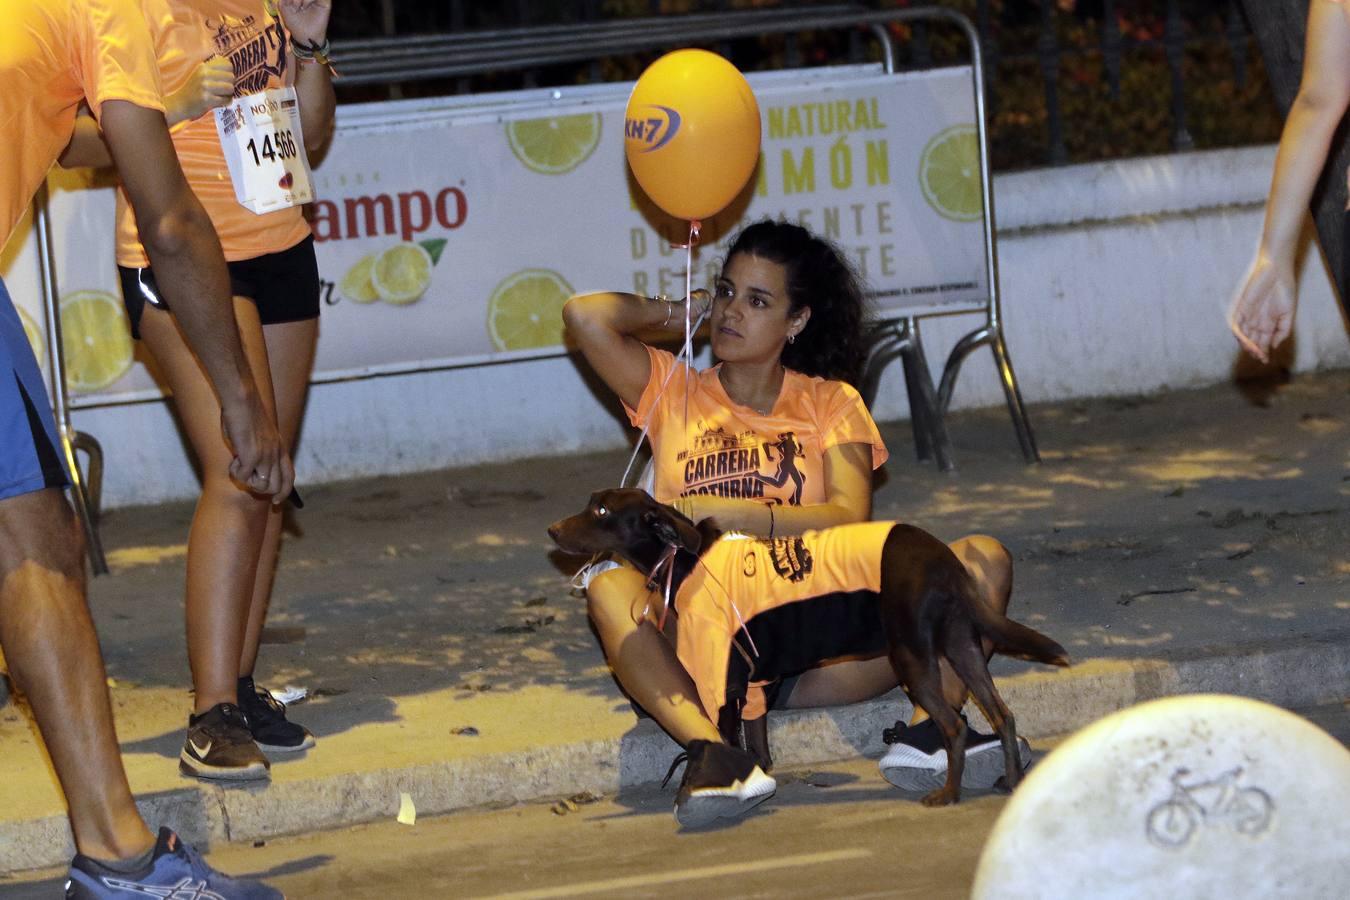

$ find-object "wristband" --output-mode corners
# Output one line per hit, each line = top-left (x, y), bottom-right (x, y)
(291, 37), (339, 77)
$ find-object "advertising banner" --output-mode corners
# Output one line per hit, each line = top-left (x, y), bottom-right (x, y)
(0, 63), (984, 406)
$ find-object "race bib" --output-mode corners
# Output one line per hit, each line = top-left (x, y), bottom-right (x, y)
(214, 86), (314, 215)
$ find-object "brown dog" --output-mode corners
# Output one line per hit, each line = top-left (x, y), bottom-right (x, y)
(550, 488), (1069, 806)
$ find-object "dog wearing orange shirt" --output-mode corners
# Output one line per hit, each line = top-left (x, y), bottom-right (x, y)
(549, 488), (1070, 806)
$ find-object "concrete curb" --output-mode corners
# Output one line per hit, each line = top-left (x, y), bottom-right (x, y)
(4, 635), (1348, 873)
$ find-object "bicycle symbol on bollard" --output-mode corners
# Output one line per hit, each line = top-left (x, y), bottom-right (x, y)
(1145, 766), (1274, 849)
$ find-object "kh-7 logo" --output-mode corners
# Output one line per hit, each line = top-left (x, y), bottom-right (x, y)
(625, 105), (681, 152)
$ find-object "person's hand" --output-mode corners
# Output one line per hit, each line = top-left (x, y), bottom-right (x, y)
(220, 395), (295, 501)
(276, 0), (332, 46)
(687, 288), (713, 321)
(167, 57), (235, 123)
(1229, 252), (1297, 364)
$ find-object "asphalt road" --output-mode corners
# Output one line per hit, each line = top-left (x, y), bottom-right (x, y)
(4, 703), (1344, 899)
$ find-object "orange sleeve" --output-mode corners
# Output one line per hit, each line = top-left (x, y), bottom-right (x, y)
(76, 0), (166, 121)
(821, 381), (888, 470)
(622, 345), (682, 430)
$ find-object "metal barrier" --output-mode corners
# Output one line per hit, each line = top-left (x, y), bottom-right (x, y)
(330, 6), (870, 86)
(36, 6), (1037, 562)
(329, 5), (1038, 470)
(35, 184), (108, 574)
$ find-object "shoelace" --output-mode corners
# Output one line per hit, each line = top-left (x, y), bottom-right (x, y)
(247, 687), (288, 724)
(199, 704), (251, 739)
(661, 752), (690, 790)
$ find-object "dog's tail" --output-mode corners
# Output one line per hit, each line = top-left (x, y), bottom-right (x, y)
(969, 595), (1070, 667)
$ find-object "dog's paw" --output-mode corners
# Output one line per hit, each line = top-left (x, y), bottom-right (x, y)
(920, 787), (960, 807)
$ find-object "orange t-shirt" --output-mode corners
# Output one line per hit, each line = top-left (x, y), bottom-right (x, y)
(0, 0), (164, 249)
(625, 346), (889, 507)
(675, 521), (897, 718)
(114, 0), (309, 267)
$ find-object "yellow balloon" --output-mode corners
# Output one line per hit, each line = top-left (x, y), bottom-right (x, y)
(624, 49), (761, 222)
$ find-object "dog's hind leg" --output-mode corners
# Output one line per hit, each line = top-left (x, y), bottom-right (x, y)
(944, 632), (1024, 791)
(892, 647), (969, 807)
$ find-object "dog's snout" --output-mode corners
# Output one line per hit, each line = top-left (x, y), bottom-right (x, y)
(547, 522), (562, 541)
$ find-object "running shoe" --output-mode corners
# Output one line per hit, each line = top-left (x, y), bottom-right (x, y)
(179, 702), (270, 781)
(664, 739), (776, 828)
(878, 715), (1030, 792)
(65, 827), (283, 898)
(238, 676), (315, 753)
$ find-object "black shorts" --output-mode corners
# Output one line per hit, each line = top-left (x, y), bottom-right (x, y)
(119, 235), (320, 340)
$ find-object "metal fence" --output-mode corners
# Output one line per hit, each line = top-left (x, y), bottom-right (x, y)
(327, 1), (1279, 170)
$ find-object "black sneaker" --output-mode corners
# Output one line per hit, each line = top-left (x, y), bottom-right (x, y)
(238, 676), (315, 753)
(663, 739), (776, 828)
(878, 716), (1030, 792)
(179, 702), (270, 781)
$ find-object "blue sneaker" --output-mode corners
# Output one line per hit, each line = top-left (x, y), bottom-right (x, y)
(65, 827), (283, 899)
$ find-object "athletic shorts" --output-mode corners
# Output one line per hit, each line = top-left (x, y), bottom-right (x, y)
(118, 235), (320, 340)
(0, 277), (70, 501)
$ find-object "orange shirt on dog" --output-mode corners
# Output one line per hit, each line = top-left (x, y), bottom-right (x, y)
(114, 0), (310, 266)
(625, 346), (888, 507)
(675, 521), (896, 720)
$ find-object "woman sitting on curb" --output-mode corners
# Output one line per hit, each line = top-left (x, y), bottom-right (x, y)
(563, 220), (1023, 826)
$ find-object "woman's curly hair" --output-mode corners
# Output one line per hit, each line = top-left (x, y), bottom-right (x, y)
(723, 220), (871, 386)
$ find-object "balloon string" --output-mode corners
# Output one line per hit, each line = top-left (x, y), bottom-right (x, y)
(619, 218), (703, 492)
(679, 219), (700, 446)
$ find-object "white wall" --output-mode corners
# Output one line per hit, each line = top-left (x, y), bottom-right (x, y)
(77, 144), (1350, 508)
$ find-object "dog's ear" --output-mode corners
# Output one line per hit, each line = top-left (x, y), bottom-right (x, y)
(646, 508), (702, 553)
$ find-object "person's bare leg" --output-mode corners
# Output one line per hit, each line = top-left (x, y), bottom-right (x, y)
(587, 565), (722, 746)
(238, 317), (317, 679)
(0, 488), (154, 860)
(140, 300), (277, 713)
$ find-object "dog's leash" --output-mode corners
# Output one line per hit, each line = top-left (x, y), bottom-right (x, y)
(643, 542), (680, 631)
(689, 539), (761, 661)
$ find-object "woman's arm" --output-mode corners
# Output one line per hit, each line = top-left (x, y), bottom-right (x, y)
(673, 441), (873, 534)
(59, 59), (238, 170)
(1230, 0), (1350, 362)
(279, 0), (336, 153)
(562, 290), (710, 410)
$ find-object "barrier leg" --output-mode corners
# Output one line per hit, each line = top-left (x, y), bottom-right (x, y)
(904, 318), (954, 473)
(860, 321), (908, 410)
(990, 331), (1040, 464)
(62, 427), (108, 575)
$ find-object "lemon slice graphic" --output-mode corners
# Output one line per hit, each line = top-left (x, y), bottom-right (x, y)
(371, 242), (433, 305)
(60, 290), (134, 393)
(16, 304), (46, 369)
(340, 252), (380, 304)
(486, 268), (573, 352)
(919, 125), (983, 222)
(506, 113), (602, 175)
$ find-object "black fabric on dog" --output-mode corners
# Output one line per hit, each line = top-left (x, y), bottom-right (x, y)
(724, 589), (887, 708)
